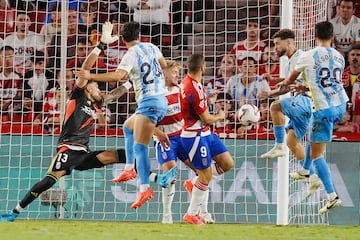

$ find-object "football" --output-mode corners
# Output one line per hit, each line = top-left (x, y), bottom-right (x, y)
(237, 104), (260, 125)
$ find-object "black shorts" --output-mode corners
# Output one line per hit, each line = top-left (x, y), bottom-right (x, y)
(48, 147), (105, 175)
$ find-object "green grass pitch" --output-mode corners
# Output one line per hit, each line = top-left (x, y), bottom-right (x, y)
(1, 220), (359, 240)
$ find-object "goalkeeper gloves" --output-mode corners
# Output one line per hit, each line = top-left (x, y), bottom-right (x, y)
(100, 21), (119, 45)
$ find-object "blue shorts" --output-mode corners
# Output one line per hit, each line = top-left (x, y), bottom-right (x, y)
(280, 95), (312, 140)
(309, 103), (346, 143)
(155, 135), (188, 165)
(181, 132), (228, 170)
(136, 95), (168, 124)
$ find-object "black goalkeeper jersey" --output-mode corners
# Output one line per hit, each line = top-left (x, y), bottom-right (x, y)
(57, 87), (99, 149)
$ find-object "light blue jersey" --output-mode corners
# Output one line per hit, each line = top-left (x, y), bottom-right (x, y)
(295, 46), (349, 111)
(117, 42), (167, 102)
(295, 46), (349, 142)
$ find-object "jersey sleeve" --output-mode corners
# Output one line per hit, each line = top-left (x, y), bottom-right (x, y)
(117, 51), (136, 73)
(294, 52), (309, 73)
(191, 82), (208, 115)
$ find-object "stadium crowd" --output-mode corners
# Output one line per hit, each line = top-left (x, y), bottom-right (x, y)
(0, 0), (360, 140)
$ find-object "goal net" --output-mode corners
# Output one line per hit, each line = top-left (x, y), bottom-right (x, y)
(0, 0), (329, 224)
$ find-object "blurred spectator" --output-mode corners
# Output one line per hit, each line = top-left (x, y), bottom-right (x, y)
(330, 0), (360, 57)
(212, 92), (235, 133)
(257, 99), (273, 132)
(45, 0), (86, 23)
(104, 13), (129, 71)
(226, 57), (270, 110)
(343, 44), (360, 99)
(23, 51), (55, 117)
(230, 19), (267, 68)
(328, 0), (340, 20)
(78, 2), (102, 44)
(127, 0), (171, 47)
(0, 45), (21, 121)
(206, 54), (237, 96)
(0, 0), (9, 8)
(333, 106), (360, 132)
(40, 2), (62, 46)
(48, 7), (79, 72)
(259, 44), (280, 89)
(3, 11), (46, 75)
(33, 87), (69, 133)
(66, 36), (106, 72)
(261, 0), (280, 39)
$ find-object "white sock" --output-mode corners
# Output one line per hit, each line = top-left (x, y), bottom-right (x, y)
(187, 181), (208, 216)
(162, 183), (175, 213)
(199, 189), (209, 214)
(15, 204), (23, 213)
(328, 192), (337, 201)
(139, 184), (150, 192)
(124, 164), (134, 170)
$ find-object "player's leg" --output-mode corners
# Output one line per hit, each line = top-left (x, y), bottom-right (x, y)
(155, 137), (178, 224)
(261, 100), (286, 158)
(131, 96), (168, 209)
(0, 148), (81, 222)
(112, 115), (137, 183)
(309, 107), (344, 213)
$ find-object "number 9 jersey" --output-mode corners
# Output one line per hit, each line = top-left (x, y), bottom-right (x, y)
(295, 46), (349, 111)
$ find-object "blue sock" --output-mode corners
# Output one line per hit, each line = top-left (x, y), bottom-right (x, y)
(274, 126), (285, 144)
(134, 143), (150, 185)
(302, 142), (315, 175)
(313, 157), (335, 194)
(123, 126), (134, 165)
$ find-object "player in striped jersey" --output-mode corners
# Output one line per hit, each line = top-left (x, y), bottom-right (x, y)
(180, 54), (234, 225)
(153, 60), (191, 224)
(278, 21), (348, 214)
(258, 29), (321, 197)
(76, 21), (168, 209)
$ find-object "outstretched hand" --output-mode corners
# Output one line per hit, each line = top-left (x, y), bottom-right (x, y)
(100, 21), (119, 44)
(74, 68), (91, 80)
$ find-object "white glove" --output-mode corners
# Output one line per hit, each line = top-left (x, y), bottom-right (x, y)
(100, 21), (119, 44)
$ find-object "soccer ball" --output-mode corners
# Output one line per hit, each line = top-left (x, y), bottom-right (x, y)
(237, 104), (260, 125)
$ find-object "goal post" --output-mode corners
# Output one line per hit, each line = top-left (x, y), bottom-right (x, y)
(0, 0), (331, 224)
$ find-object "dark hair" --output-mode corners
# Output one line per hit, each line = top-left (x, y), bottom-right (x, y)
(241, 56), (256, 64)
(16, 10), (29, 17)
(272, 29), (295, 40)
(0, 45), (15, 52)
(187, 54), (205, 73)
(339, 0), (355, 7)
(121, 21), (140, 42)
(315, 21), (333, 40)
(349, 44), (360, 52)
(32, 51), (45, 64)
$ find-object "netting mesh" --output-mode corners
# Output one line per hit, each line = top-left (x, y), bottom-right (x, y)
(0, 0), (329, 224)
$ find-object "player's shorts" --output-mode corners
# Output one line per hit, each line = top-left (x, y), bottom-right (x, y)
(155, 135), (188, 165)
(136, 95), (168, 124)
(181, 130), (228, 170)
(48, 146), (105, 175)
(309, 103), (346, 143)
(280, 95), (312, 140)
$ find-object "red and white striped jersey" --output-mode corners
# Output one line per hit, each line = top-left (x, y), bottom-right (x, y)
(157, 85), (184, 136)
(230, 39), (267, 66)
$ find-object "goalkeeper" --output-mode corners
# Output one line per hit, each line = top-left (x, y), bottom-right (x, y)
(0, 22), (173, 222)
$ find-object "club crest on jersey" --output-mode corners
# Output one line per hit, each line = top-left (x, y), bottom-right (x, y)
(202, 158), (207, 166)
(162, 152), (168, 160)
(81, 105), (96, 118)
